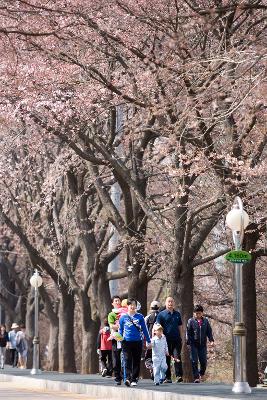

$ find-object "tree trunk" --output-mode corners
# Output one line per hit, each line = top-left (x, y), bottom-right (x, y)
(46, 321), (59, 371)
(128, 276), (148, 316)
(172, 264), (194, 383)
(25, 290), (34, 369)
(15, 294), (27, 325)
(136, 280), (148, 316)
(97, 274), (112, 320)
(81, 321), (100, 373)
(243, 225), (259, 387)
(58, 291), (76, 372)
(79, 290), (101, 374)
(39, 286), (59, 371)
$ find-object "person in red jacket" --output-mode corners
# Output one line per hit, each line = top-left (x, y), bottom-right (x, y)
(97, 319), (113, 377)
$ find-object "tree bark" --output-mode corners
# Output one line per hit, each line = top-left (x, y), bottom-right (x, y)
(96, 274), (112, 320)
(25, 291), (34, 369)
(79, 290), (100, 374)
(46, 322), (59, 371)
(81, 321), (100, 373)
(243, 224), (259, 387)
(58, 291), (76, 372)
(39, 286), (59, 371)
(128, 276), (148, 316)
(172, 263), (194, 382)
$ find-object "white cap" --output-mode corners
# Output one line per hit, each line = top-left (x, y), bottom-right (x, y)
(150, 301), (160, 309)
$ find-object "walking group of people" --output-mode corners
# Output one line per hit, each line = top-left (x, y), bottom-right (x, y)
(0, 323), (28, 369)
(97, 296), (214, 387)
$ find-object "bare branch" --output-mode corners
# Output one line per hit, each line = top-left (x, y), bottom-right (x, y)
(192, 247), (231, 268)
(205, 313), (232, 326)
(106, 269), (128, 281)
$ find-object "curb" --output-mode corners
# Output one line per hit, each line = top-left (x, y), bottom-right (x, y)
(0, 373), (229, 400)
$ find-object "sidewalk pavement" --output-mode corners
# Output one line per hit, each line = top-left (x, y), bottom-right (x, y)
(0, 366), (266, 400)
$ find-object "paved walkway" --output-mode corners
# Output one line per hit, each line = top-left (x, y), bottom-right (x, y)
(0, 366), (266, 400)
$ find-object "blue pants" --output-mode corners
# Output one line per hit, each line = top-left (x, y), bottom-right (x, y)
(189, 345), (207, 379)
(120, 349), (126, 382)
(153, 357), (167, 384)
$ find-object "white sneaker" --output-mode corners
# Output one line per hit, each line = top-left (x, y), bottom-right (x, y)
(130, 382), (137, 387)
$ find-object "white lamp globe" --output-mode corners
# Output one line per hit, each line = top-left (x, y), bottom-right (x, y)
(226, 208), (249, 232)
(30, 272), (43, 288)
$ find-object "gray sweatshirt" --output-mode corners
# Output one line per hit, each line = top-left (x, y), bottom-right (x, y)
(151, 334), (168, 361)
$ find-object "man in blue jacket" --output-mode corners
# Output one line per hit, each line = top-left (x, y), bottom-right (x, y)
(119, 298), (151, 387)
(186, 304), (214, 383)
(156, 297), (183, 383)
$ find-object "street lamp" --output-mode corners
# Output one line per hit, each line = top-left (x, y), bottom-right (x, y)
(226, 197), (251, 394)
(29, 269), (43, 375)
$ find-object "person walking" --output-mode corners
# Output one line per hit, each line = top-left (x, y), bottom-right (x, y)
(119, 298), (151, 387)
(108, 295), (123, 385)
(16, 324), (28, 369)
(145, 301), (161, 338)
(0, 325), (9, 369)
(156, 297), (183, 383)
(8, 323), (19, 368)
(97, 319), (113, 378)
(151, 324), (169, 385)
(144, 300), (161, 378)
(186, 304), (214, 383)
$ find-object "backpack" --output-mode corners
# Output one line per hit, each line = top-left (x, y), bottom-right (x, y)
(17, 338), (26, 353)
(146, 311), (159, 337)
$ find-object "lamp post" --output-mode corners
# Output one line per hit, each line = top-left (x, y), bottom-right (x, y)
(29, 269), (43, 375)
(226, 197), (251, 394)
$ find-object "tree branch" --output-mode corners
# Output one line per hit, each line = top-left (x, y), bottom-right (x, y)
(192, 247), (231, 268)
(205, 313), (232, 326)
(106, 269), (128, 281)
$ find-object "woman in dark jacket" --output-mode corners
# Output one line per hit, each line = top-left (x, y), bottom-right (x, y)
(0, 324), (9, 369)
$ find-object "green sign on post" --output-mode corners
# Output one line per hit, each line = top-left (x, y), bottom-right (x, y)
(225, 250), (252, 264)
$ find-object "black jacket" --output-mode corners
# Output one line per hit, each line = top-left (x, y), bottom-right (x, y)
(0, 332), (9, 347)
(186, 317), (214, 347)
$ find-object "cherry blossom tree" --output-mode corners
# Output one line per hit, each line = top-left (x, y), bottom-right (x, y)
(0, 0), (266, 382)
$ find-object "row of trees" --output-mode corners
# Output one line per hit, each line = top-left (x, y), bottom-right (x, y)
(0, 0), (266, 384)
